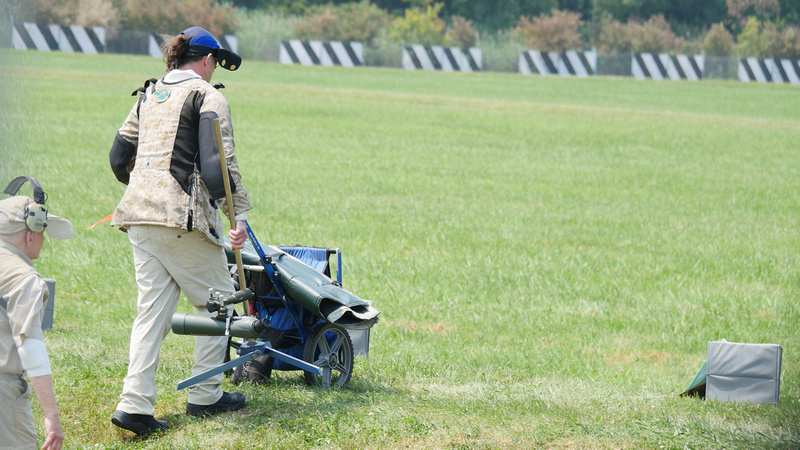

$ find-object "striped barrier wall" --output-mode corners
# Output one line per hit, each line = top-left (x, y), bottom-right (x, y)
(632, 53), (704, 81)
(11, 23), (240, 59)
(738, 57), (800, 84)
(279, 40), (364, 67)
(519, 50), (596, 77)
(402, 45), (482, 72)
(11, 25), (800, 86)
(12, 22), (105, 54)
(149, 33), (239, 58)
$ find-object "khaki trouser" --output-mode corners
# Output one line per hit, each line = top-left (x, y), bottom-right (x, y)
(116, 225), (234, 416)
(0, 374), (37, 450)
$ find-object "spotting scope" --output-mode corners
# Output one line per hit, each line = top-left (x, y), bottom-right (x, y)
(172, 313), (268, 339)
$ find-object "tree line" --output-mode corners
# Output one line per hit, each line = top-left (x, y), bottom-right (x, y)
(239, 0), (798, 34)
(5, 0), (800, 58)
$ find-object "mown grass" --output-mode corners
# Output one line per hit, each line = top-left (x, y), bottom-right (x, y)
(0, 49), (798, 448)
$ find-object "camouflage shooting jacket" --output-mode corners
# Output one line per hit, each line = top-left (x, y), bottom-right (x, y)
(110, 69), (252, 246)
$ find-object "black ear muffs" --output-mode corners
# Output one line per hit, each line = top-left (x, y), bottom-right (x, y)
(3, 176), (48, 232)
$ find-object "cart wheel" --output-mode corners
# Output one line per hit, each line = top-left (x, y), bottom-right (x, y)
(303, 323), (354, 388)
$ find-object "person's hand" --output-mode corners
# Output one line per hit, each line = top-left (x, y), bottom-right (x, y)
(229, 220), (247, 250)
(41, 415), (63, 450)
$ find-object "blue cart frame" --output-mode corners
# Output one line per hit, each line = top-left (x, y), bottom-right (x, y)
(223, 222), (361, 388)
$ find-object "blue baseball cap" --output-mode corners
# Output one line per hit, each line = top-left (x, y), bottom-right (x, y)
(182, 26), (241, 71)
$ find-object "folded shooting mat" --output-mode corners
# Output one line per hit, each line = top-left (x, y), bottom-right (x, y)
(227, 241), (379, 328)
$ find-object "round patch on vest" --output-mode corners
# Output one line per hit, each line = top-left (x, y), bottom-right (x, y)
(154, 88), (170, 103)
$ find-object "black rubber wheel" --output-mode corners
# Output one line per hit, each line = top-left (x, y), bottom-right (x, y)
(303, 323), (354, 387)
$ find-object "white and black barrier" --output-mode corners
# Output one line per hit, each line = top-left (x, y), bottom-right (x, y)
(12, 25), (800, 86)
(12, 22), (105, 54)
(11, 23), (240, 60)
(739, 57), (800, 84)
(402, 45), (482, 72)
(632, 54), (800, 84)
(631, 53), (704, 81)
(519, 50), (596, 77)
(279, 40), (364, 67)
(520, 49), (799, 84)
(519, 50), (702, 80)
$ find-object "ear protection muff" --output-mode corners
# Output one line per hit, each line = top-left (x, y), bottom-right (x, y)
(3, 176), (48, 233)
(24, 203), (48, 233)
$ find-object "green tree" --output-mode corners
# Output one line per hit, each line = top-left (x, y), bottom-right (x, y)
(293, 1), (390, 43)
(592, 0), (727, 29)
(737, 17), (768, 57)
(119, 0), (239, 35)
(237, 0), (311, 14)
(388, 1), (448, 45)
(447, 0), (557, 32)
(446, 15), (478, 48)
(6, 0), (120, 32)
(726, 0), (780, 23)
(736, 18), (800, 58)
(778, 0), (800, 24)
(777, 25), (800, 59)
(593, 14), (677, 54)
(703, 22), (735, 56)
(515, 9), (585, 52)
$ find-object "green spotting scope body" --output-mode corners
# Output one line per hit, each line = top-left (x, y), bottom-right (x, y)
(172, 313), (266, 339)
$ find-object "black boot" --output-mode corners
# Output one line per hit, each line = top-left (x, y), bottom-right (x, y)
(186, 391), (246, 417)
(111, 410), (169, 436)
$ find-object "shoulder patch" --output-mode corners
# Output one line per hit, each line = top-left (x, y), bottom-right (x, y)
(154, 88), (171, 103)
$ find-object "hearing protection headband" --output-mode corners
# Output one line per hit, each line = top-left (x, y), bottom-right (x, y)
(3, 176), (48, 233)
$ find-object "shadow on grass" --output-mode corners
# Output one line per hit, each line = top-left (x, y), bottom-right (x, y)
(109, 373), (396, 444)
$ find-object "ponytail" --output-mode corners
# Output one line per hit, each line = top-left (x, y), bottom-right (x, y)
(162, 34), (205, 71)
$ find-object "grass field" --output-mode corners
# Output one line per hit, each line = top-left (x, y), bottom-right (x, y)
(0, 49), (798, 449)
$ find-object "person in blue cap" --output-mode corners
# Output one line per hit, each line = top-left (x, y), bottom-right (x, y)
(108, 26), (252, 437)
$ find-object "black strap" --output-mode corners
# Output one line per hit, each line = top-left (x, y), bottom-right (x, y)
(131, 78), (159, 96)
(132, 78), (159, 123)
(3, 176), (45, 205)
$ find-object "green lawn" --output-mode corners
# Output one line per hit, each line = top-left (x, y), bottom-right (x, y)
(1, 49), (798, 448)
